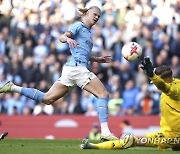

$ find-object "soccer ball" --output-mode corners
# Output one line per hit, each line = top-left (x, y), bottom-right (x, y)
(121, 42), (142, 61)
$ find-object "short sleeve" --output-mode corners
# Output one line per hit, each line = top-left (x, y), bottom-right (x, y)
(67, 22), (82, 36)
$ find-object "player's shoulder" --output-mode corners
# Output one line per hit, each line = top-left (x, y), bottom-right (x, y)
(70, 21), (83, 27)
(170, 78), (180, 92)
(172, 78), (180, 84)
(68, 21), (83, 32)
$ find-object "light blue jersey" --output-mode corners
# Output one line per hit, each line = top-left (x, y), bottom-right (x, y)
(65, 22), (93, 67)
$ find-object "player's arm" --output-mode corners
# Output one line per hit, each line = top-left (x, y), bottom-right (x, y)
(59, 22), (81, 47)
(140, 57), (180, 100)
(150, 75), (180, 100)
(90, 56), (112, 63)
(150, 75), (170, 93)
(59, 32), (78, 48)
(140, 57), (170, 93)
(59, 32), (72, 43)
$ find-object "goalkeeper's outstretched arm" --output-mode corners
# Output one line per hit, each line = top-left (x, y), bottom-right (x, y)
(140, 57), (180, 100)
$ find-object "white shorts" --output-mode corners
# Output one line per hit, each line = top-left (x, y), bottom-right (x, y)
(58, 66), (96, 89)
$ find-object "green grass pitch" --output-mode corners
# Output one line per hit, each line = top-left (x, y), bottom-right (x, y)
(0, 139), (177, 154)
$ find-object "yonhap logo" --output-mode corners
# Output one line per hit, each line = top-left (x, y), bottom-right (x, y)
(137, 137), (180, 144)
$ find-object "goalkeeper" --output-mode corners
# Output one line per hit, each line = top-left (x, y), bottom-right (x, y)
(80, 57), (180, 150)
(138, 57), (180, 150)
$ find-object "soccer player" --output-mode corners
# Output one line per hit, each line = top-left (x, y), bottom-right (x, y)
(138, 57), (180, 150)
(80, 57), (180, 151)
(0, 5), (117, 141)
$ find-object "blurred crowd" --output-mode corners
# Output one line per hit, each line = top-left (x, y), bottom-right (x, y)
(0, 0), (180, 116)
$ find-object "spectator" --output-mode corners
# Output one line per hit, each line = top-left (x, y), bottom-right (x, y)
(136, 90), (159, 115)
(86, 122), (101, 140)
(22, 39), (34, 59)
(7, 35), (23, 59)
(33, 103), (54, 115)
(122, 79), (139, 115)
(102, 15), (118, 50)
(171, 55), (180, 78)
(5, 52), (22, 84)
(33, 37), (48, 64)
(0, 33), (6, 56)
(67, 91), (83, 114)
(118, 62), (134, 89)
(106, 74), (122, 95)
(20, 57), (36, 85)
(80, 90), (96, 113)
(108, 90), (123, 116)
(3, 93), (22, 115)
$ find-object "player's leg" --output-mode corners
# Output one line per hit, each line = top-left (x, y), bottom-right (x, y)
(74, 67), (117, 140)
(0, 66), (73, 104)
(146, 132), (172, 150)
(80, 139), (123, 149)
(43, 81), (69, 104)
(164, 131), (180, 151)
(127, 132), (160, 148)
(132, 132), (170, 150)
(80, 134), (134, 150)
(0, 81), (69, 105)
(83, 76), (118, 140)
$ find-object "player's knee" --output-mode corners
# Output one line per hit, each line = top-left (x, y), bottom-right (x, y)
(45, 101), (53, 105)
(43, 99), (53, 105)
(43, 94), (54, 105)
(97, 90), (109, 98)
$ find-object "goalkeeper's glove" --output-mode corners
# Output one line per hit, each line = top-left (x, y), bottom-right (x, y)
(140, 57), (154, 77)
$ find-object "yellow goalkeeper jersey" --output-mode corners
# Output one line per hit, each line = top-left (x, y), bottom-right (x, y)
(150, 75), (180, 133)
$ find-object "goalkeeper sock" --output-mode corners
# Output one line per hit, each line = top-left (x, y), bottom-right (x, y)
(97, 98), (111, 134)
(20, 87), (45, 102)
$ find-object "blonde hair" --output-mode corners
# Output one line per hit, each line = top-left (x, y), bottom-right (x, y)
(78, 8), (89, 17)
(78, 6), (101, 17)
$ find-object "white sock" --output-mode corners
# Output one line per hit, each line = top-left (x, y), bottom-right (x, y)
(100, 122), (111, 135)
(11, 85), (22, 93)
